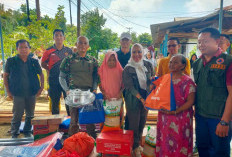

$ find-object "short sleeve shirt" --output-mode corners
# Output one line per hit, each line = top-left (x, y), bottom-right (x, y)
(42, 45), (72, 82)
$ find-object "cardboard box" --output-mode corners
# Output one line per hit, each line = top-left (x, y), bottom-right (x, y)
(32, 114), (64, 125)
(143, 143), (156, 157)
(33, 125), (49, 135)
(33, 124), (59, 135)
(48, 114), (64, 125)
(31, 117), (48, 125)
(96, 130), (133, 156)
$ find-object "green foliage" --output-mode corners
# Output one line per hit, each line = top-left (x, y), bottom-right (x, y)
(0, 79), (4, 96)
(54, 5), (67, 31)
(81, 8), (119, 57)
(81, 8), (106, 57)
(189, 45), (197, 59)
(98, 53), (105, 66)
(0, 3), (148, 62)
(138, 33), (152, 47)
(131, 32), (139, 43)
(0, 4), (68, 58)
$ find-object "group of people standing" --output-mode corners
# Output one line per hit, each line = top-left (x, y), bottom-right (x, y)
(3, 27), (232, 157)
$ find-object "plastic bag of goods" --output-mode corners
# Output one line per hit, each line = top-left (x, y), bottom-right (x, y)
(65, 89), (95, 108)
(143, 126), (156, 157)
(62, 132), (95, 157)
(101, 98), (123, 132)
(79, 93), (105, 124)
(51, 149), (80, 157)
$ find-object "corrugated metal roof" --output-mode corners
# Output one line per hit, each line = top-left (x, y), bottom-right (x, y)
(150, 5), (232, 47)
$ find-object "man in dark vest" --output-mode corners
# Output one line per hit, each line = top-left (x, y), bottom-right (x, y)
(3, 39), (44, 138)
(193, 27), (232, 157)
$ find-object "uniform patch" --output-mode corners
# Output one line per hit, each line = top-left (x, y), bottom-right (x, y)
(210, 64), (226, 70)
(216, 58), (224, 64)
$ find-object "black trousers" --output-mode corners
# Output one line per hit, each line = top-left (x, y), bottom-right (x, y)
(49, 81), (70, 116)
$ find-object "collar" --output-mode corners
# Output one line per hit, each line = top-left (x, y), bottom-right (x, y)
(16, 54), (29, 62)
(74, 53), (90, 61)
(200, 48), (222, 66)
(119, 49), (131, 55)
(53, 44), (64, 50)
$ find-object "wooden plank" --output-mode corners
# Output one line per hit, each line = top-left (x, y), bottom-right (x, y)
(0, 110), (67, 114)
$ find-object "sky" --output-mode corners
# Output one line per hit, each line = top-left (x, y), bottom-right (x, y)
(0, 0), (232, 36)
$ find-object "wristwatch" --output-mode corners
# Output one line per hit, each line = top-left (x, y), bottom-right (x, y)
(220, 120), (229, 126)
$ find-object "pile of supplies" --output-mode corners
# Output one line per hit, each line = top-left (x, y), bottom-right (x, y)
(32, 114), (64, 140)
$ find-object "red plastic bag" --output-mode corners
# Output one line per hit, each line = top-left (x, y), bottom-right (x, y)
(51, 149), (80, 157)
(63, 132), (95, 157)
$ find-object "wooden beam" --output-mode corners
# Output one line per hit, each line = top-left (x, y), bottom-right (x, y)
(169, 32), (198, 38)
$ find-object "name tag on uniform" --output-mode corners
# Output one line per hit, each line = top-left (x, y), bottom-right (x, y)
(210, 64), (226, 70)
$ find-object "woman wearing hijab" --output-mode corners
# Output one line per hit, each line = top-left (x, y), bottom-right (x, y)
(98, 51), (124, 130)
(123, 43), (154, 157)
(98, 51), (123, 99)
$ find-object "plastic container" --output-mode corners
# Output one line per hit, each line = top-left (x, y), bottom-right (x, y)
(65, 89), (95, 108)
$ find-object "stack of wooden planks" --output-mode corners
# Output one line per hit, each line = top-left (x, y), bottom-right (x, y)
(0, 110), (158, 125)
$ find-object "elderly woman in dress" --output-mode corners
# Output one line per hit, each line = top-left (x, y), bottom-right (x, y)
(155, 54), (196, 157)
(123, 43), (154, 157)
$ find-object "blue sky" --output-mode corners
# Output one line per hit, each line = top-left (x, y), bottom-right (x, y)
(1, 0), (232, 36)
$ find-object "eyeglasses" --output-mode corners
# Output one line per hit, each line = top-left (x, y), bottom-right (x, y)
(132, 51), (142, 54)
(168, 44), (177, 48)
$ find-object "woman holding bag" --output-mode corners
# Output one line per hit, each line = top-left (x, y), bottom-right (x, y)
(98, 51), (124, 132)
(123, 43), (154, 157)
(155, 54), (196, 157)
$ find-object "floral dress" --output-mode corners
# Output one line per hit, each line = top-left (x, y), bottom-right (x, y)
(155, 75), (196, 157)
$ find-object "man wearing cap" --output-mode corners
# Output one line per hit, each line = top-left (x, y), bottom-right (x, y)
(59, 36), (98, 138)
(219, 34), (231, 54)
(117, 32), (132, 68)
(116, 32), (132, 130)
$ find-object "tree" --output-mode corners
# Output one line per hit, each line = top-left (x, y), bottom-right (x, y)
(80, 9), (122, 58)
(54, 5), (67, 31)
(81, 8), (106, 56)
(100, 28), (119, 50)
(138, 33), (152, 47)
(131, 31), (138, 43)
(65, 24), (77, 46)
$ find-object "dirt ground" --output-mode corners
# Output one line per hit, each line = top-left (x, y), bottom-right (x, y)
(0, 93), (67, 138)
(1, 94), (231, 156)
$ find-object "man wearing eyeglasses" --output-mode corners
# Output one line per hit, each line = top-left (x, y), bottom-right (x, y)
(156, 37), (191, 77)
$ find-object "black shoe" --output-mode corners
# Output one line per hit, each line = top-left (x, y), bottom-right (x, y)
(24, 133), (33, 138)
(12, 134), (19, 138)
